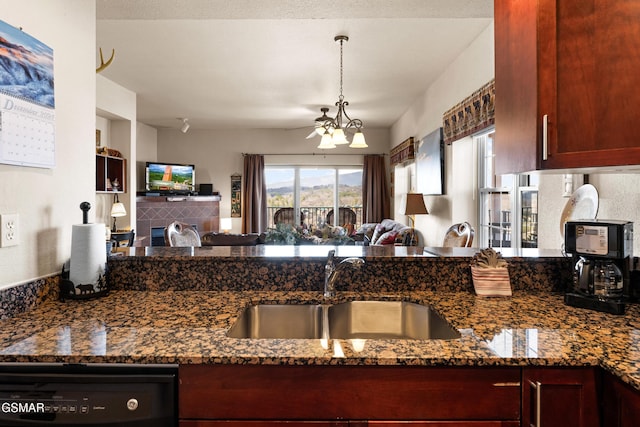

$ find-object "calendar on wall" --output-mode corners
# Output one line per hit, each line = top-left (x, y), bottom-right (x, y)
(0, 19), (55, 169)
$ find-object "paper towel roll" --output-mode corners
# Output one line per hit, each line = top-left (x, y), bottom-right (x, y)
(70, 223), (107, 287)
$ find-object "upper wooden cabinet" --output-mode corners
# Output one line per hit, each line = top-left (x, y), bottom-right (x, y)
(494, 0), (640, 174)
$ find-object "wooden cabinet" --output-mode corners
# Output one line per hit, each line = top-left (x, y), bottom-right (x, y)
(494, 0), (640, 174)
(602, 371), (640, 427)
(522, 367), (599, 427)
(96, 154), (126, 193)
(179, 365), (521, 424)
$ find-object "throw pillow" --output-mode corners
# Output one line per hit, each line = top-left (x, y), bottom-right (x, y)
(370, 223), (387, 244)
(376, 230), (398, 245)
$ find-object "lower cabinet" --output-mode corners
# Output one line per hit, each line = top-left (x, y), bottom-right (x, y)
(181, 422), (517, 427)
(522, 367), (600, 427)
(602, 371), (640, 427)
(179, 365), (521, 425)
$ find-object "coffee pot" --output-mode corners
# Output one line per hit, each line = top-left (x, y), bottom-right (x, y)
(564, 220), (633, 314)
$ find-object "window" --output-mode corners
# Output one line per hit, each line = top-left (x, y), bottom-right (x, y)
(265, 166), (363, 230)
(477, 130), (538, 249)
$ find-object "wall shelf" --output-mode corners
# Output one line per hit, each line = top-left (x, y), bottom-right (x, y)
(96, 154), (126, 193)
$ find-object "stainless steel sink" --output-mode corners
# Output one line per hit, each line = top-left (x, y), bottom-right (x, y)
(226, 304), (323, 339)
(227, 301), (460, 340)
(328, 301), (460, 340)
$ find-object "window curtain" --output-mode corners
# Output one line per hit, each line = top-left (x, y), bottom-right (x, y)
(362, 154), (390, 223)
(242, 154), (268, 234)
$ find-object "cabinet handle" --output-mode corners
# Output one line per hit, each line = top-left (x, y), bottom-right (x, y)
(529, 380), (542, 427)
(542, 114), (549, 161)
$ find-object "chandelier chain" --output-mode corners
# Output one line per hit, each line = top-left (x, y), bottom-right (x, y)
(339, 38), (344, 100)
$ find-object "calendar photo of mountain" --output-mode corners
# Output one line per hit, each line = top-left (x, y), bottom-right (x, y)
(0, 19), (54, 108)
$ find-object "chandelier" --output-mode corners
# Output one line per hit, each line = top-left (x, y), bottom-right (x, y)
(315, 35), (368, 149)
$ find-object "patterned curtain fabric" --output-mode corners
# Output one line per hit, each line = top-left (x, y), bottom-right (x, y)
(389, 137), (415, 166)
(242, 154), (268, 234)
(442, 79), (495, 144)
(362, 154), (391, 223)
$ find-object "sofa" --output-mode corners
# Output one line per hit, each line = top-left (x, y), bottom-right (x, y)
(354, 219), (414, 246)
(201, 232), (263, 246)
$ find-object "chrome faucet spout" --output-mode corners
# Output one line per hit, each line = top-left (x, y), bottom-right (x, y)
(324, 249), (365, 298)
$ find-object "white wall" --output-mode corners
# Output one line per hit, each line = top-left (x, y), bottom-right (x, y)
(390, 23), (494, 246)
(95, 75), (137, 232)
(537, 173), (640, 255)
(0, 0), (96, 289)
(156, 127), (390, 233)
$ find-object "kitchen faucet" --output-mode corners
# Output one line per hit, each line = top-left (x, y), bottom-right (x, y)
(324, 249), (365, 298)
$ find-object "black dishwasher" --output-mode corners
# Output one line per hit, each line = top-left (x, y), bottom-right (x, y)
(0, 363), (177, 427)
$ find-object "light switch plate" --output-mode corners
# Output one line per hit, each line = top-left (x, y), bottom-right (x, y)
(0, 213), (19, 247)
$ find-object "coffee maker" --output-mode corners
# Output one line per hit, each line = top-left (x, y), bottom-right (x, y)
(564, 219), (634, 315)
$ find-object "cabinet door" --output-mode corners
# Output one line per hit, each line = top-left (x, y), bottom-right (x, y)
(179, 365), (521, 421)
(602, 371), (640, 427)
(538, 0), (640, 170)
(180, 422), (347, 427)
(495, 0), (640, 174)
(369, 422), (519, 427)
(522, 367), (599, 427)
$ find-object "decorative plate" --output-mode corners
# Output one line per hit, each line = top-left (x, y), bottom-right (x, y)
(560, 184), (599, 237)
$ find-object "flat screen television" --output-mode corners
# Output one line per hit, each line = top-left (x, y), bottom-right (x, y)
(145, 161), (195, 194)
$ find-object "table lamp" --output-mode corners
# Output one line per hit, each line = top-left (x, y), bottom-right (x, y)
(110, 194), (127, 232)
(404, 193), (428, 245)
(220, 217), (232, 234)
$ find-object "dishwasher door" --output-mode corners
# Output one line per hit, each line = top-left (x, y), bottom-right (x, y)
(0, 364), (177, 427)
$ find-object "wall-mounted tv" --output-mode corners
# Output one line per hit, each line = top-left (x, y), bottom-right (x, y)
(416, 127), (444, 195)
(145, 162), (195, 194)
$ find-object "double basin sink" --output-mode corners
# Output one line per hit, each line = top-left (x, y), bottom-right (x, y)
(227, 300), (460, 340)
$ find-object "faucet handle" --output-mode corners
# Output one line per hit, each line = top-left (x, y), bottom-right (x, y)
(327, 249), (336, 264)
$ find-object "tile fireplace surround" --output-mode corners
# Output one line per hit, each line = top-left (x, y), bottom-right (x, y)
(135, 195), (221, 245)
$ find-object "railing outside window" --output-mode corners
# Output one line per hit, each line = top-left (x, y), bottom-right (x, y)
(267, 206), (363, 230)
(265, 165), (363, 231)
(476, 129), (538, 249)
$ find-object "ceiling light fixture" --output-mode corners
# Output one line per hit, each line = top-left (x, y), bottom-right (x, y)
(316, 35), (368, 149)
(180, 118), (190, 133)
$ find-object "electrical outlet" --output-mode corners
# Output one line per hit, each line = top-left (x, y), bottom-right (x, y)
(0, 213), (18, 247)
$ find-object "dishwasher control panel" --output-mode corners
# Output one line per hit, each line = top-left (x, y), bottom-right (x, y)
(1, 386), (150, 422)
(0, 365), (176, 426)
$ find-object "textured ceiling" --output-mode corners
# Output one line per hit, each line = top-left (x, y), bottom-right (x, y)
(96, 0), (493, 132)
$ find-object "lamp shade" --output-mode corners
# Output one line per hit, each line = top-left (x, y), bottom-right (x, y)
(404, 193), (428, 215)
(110, 202), (127, 217)
(220, 217), (232, 232)
(349, 130), (368, 148)
(318, 132), (336, 149)
(331, 127), (348, 145)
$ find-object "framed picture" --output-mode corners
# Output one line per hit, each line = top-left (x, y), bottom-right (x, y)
(416, 127), (444, 195)
(230, 174), (241, 218)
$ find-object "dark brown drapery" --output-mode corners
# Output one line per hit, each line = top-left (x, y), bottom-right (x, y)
(362, 154), (390, 223)
(242, 154), (268, 234)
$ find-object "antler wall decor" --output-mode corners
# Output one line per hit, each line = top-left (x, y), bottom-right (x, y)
(96, 47), (115, 73)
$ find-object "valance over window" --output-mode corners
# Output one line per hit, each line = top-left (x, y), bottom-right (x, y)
(442, 79), (495, 144)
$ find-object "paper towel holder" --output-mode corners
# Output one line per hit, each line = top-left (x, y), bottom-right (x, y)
(59, 202), (109, 301)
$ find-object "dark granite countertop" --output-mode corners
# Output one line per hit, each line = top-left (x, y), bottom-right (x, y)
(120, 245), (565, 259)
(1, 289), (639, 392)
